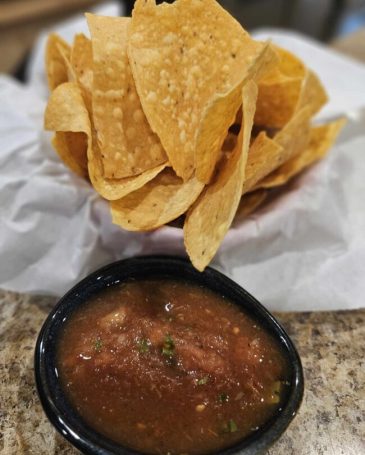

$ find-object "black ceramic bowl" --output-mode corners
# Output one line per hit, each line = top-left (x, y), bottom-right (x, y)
(35, 255), (304, 455)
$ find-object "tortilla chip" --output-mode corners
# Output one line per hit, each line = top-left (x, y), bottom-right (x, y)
(44, 81), (91, 134)
(89, 146), (168, 200)
(70, 33), (93, 112)
(44, 82), (91, 177)
(255, 118), (346, 189)
(195, 42), (278, 183)
(128, 0), (272, 180)
(244, 132), (283, 192)
(86, 14), (166, 179)
(274, 106), (311, 154)
(255, 75), (303, 128)
(184, 80), (258, 271)
(254, 47), (305, 128)
(244, 107), (311, 192)
(298, 69), (328, 116)
(255, 45), (327, 127)
(233, 189), (268, 226)
(52, 132), (88, 178)
(45, 34), (73, 90)
(110, 169), (204, 230)
(275, 46), (306, 78)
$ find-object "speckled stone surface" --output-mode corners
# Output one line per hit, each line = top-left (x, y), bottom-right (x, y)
(0, 290), (364, 455)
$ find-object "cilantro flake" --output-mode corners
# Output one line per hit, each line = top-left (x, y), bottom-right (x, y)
(94, 338), (103, 352)
(162, 334), (175, 357)
(137, 338), (150, 354)
(218, 392), (229, 403)
(223, 419), (238, 433)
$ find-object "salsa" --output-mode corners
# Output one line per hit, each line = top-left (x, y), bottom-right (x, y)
(57, 279), (290, 454)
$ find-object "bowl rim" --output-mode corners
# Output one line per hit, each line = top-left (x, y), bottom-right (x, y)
(34, 255), (304, 455)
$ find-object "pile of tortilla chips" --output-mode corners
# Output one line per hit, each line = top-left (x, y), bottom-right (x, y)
(44, 0), (345, 271)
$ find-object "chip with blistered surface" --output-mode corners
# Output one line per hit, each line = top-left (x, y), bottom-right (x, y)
(184, 81), (258, 271)
(45, 34), (73, 90)
(70, 33), (94, 112)
(128, 0), (269, 181)
(110, 168), (204, 230)
(254, 118), (345, 190)
(44, 82), (91, 177)
(86, 14), (167, 179)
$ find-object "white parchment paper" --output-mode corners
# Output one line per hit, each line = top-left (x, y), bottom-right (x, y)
(0, 8), (365, 310)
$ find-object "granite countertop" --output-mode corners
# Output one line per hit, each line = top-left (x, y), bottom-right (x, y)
(1, 290), (364, 454)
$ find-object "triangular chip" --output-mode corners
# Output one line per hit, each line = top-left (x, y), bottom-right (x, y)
(52, 132), (88, 178)
(128, 0), (270, 180)
(184, 81), (258, 271)
(244, 107), (311, 193)
(274, 46), (306, 78)
(89, 142), (168, 200)
(86, 14), (167, 179)
(254, 46), (306, 128)
(45, 34), (73, 90)
(70, 33), (93, 112)
(44, 82), (91, 177)
(195, 42), (278, 183)
(298, 69), (328, 116)
(244, 132), (283, 192)
(254, 118), (346, 189)
(44, 82), (91, 134)
(255, 75), (303, 128)
(255, 46), (327, 128)
(110, 169), (204, 231)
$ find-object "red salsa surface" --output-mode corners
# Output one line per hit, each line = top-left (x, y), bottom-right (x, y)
(57, 279), (290, 454)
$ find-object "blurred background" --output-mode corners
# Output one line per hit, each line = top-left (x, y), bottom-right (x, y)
(1, 0), (365, 77)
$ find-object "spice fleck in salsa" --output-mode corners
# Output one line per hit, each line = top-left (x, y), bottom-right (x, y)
(57, 279), (290, 454)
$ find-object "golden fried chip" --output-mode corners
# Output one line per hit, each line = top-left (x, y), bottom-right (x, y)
(110, 169), (204, 231)
(184, 81), (258, 271)
(255, 75), (303, 128)
(44, 82), (91, 177)
(298, 69), (328, 116)
(44, 81), (90, 134)
(195, 42), (278, 183)
(244, 132), (283, 192)
(233, 189), (268, 226)
(255, 118), (345, 189)
(275, 46), (306, 78)
(244, 107), (311, 192)
(70, 33), (93, 112)
(52, 132), (88, 178)
(86, 14), (166, 179)
(255, 46), (327, 127)
(254, 46), (305, 128)
(45, 34), (73, 90)
(274, 106), (311, 155)
(128, 0), (273, 180)
(89, 146), (168, 200)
